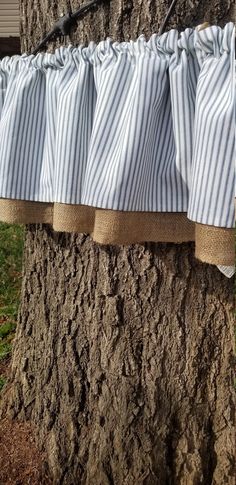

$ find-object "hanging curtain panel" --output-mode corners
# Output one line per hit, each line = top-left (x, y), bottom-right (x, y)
(0, 23), (235, 274)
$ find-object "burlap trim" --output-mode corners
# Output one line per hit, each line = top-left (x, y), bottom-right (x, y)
(0, 199), (53, 224)
(96, 209), (195, 243)
(195, 223), (235, 266)
(0, 199), (234, 266)
(53, 203), (95, 233)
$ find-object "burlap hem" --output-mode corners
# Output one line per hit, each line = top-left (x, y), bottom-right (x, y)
(0, 199), (234, 266)
(53, 204), (195, 243)
(0, 199), (53, 224)
(195, 223), (235, 266)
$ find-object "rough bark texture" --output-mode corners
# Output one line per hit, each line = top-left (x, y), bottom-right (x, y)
(1, 1), (235, 484)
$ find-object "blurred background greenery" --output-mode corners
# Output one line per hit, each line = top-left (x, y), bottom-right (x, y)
(0, 223), (24, 392)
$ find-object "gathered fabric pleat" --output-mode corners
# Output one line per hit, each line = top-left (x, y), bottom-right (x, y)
(0, 23), (235, 275)
(187, 24), (235, 228)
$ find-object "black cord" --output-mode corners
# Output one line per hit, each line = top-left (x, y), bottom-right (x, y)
(70, 0), (106, 20)
(158, 0), (178, 35)
(32, 0), (178, 55)
(32, 0), (110, 55)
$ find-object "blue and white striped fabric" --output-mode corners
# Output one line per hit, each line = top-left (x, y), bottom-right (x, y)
(0, 23), (235, 228)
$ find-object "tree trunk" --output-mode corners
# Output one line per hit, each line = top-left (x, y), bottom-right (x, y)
(1, 1), (235, 484)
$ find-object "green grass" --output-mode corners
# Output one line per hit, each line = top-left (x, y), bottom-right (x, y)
(0, 223), (24, 392)
(0, 341), (12, 360)
(0, 223), (24, 312)
(0, 376), (6, 392)
(0, 322), (16, 339)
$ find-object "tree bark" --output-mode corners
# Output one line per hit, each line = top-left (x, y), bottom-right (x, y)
(1, 1), (235, 484)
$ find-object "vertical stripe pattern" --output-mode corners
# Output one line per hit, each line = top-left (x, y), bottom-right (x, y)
(0, 23), (234, 228)
(187, 24), (235, 227)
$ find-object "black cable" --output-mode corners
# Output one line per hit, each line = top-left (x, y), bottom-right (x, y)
(70, 0), (106, 20)
(158, 0), (178, 35)
(32, 0), (110, 55)
(32, 0), (178, 55)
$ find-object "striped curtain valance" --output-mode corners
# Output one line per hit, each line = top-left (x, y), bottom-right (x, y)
(0, 23), (235, 275)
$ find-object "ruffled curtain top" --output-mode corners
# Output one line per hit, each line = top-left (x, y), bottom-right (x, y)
(0, 23), (235, 277)
(0, 22), (234, 226)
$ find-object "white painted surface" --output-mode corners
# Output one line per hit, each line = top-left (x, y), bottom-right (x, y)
(0, 0), (19, 37)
